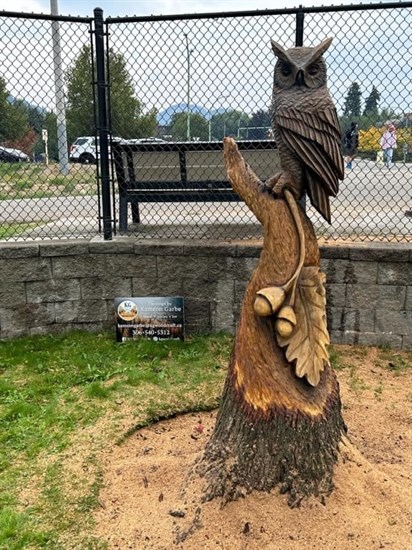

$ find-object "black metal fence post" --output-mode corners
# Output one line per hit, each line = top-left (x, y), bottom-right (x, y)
(94, 7), (112, 240)
(295, 5), (304, 47)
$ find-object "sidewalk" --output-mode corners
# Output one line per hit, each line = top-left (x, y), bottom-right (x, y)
(2, 160), (412, 242)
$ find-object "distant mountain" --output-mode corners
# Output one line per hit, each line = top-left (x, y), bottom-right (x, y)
(157, 104), (227, 125)
(8, 95), (42, 109)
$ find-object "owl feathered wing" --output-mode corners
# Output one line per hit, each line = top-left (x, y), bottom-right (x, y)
(275, 106), (344, 223)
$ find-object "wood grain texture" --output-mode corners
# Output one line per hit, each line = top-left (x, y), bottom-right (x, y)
(197, 138), (345, 506)
(223, 137), (331, 409)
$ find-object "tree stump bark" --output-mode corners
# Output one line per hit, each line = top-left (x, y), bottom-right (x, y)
(197, 138), (346, 507)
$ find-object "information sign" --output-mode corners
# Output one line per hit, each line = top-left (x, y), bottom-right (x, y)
(114, 297), (184, 342)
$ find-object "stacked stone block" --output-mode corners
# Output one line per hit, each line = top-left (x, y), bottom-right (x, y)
(0, 239), (411, 350)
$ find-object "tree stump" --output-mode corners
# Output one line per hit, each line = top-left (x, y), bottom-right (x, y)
(197, 138), (346, 507)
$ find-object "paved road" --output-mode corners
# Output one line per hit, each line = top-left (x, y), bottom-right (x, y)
(1, 159), (411, 241)
(0, 195), (99, 224)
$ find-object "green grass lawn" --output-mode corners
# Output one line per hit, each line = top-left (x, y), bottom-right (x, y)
(0, 162), (97, 200)
(0, 223), (41, 240)
(0, 331), (231, 549)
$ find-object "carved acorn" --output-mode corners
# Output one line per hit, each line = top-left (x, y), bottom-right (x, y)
(253, 286), (286, 317)
(275, 305), (297, 338)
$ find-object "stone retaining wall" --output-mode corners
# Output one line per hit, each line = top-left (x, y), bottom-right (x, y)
(0, 239), (411, 349)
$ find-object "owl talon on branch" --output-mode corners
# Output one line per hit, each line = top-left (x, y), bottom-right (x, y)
(264, 172), (281, 191)
(265, 172), (298, 199)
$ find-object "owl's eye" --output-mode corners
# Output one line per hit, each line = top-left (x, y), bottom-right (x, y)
(281, 64), (292, 76)
(307, 65), (319, 76)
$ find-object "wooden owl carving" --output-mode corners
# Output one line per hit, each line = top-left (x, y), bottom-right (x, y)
(270, 37), (344, 223)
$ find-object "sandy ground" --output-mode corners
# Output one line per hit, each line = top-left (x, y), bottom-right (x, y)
(93, 346), (412, 549)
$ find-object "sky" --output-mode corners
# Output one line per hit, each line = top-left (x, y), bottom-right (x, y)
(0, 0), (360, 18)
(0, 0), (410, 127)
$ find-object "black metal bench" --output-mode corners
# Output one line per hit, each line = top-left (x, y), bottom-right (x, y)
(112, 140), (279, 231)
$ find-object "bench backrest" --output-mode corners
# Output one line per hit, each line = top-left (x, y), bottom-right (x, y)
(133, 151), (182, 182)
(113, 140), (279, 191)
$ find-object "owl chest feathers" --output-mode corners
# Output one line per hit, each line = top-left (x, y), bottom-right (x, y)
(272, 84), (333, 116)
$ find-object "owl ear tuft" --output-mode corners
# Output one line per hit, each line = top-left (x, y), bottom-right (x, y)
(270, 39), (292, 64)
(309, 37), (333, 61)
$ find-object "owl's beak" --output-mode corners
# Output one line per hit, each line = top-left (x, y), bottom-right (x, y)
(295, 70), (305, 87)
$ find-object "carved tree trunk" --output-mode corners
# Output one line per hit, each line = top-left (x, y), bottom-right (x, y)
(197, 138), (346, 507)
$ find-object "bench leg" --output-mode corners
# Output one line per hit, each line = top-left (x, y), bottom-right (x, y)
(119, 195), (128, 232)
(131, 202), (140, 224)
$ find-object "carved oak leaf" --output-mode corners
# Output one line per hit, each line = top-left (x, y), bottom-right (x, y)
(277, 266), (329, 387)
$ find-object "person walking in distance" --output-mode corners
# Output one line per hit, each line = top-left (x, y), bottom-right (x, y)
(343, 122), (358, 170)
(380, 123), (397, 168)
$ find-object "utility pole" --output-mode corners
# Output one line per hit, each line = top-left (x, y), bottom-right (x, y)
(51, 0), (69, 175)
(184, 34), (193, 141)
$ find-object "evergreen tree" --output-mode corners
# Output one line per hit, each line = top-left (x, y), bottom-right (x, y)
(343, 82), (362, 118)
(0, 77), (29, 143)
(248, 109), (271, 139)
(65, 45), (98, 143)
(363, 86), (380, 116)
(66, 45), (157, 144)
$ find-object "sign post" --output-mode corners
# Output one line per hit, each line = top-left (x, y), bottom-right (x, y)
(42, 129), (49, 166)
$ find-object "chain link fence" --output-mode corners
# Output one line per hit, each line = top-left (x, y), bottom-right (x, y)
(0, 3), (411, 242)
(0, 11), (101, 242)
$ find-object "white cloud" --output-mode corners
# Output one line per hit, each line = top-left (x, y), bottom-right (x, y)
(6, 0), (357, 18)
(0, 0), (44, 11)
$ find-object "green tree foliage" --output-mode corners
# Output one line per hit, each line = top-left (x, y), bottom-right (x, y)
(21, 103), (45, 134)
(66, 45), (157, 144)
(65, 46), (94, 143)
(339, 82), (400, 157)
(343, 82), (361, 118)
(363, 85), (380, 117)
(43, 112), (58, 160)
(169, 112), (209, 141)
(340, 107), (399, 137)
(209, 110), (250, 140)
(108, 49), (157, 139)
(0, 77), (29, 143)
(248, 109), (271, 139)
(11, 101), (59, 160)
(379, 108), (398, 125)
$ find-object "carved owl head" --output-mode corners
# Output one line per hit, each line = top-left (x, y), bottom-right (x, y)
(271, 38), (332, 90)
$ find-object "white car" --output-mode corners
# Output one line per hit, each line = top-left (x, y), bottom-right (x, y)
(126, 138), (166, 145)
(69, 136), (125, 164)
(0, 146), (29, 163)
(69, 136), (98, 164)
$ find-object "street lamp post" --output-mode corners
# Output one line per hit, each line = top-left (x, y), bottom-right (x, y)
(50, 0), (69, 175)
(183, 34), (193, 141)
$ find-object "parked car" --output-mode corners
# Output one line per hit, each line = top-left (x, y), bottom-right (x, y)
(69, 136), (125, 164)
(125, 138), (166, 145)
(69, 136), (98, 164)
(0, 146), (29, 163)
